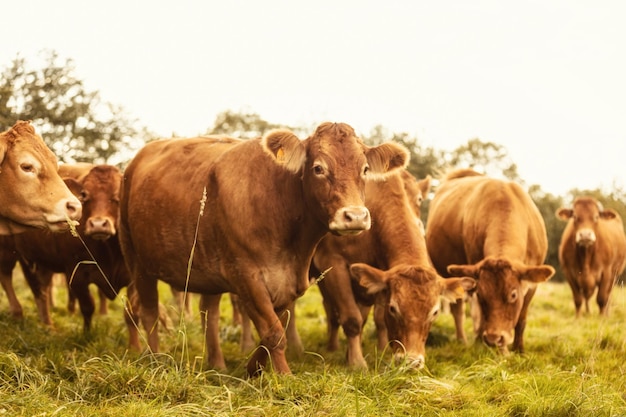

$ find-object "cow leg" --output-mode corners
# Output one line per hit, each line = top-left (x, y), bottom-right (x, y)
(98, 288), (109, 315)
(321, 292), (340, 351)
(283, 301), (304, 357)
(124, 283), (142, 351)
(238, 282), (290, 375)
(373, 298), (388, 351)
(0, 266), (23, 319)
(198, 294), (226, 370)
(20, 261), (54, 327)
(450, 298), (468, 343)
(567, 278), (584, 318)
(596, 269), (615, 316)
(134, 273), (161, 354)
(512, 287), (536, 354)
(71, 282), (96, 332)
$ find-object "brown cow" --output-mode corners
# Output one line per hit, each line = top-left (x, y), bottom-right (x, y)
(425, 169), (555, 354)
(11, 164), (130, 330)
(313, 171), (473, 369)
(0, 121), (82, 234)
(557, 196), (626, 317)
(119, 123), (409, 375)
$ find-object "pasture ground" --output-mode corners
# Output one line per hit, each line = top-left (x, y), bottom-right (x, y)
(1, 266), (625, 416)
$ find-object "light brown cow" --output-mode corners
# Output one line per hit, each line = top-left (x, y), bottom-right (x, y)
(313, 171), (473, 369)
(0, 121), (82, 234)
(119, 123), (409, 375)
(557, 196), (626, 317)
(425, 169), (555, 354)
(11, 164), (130, 330)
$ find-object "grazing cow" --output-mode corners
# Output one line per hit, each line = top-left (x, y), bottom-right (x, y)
(313, 171), (473, 369)
(12, 164), (130, 330)
(557, 196), (626, 317)
(119, 122), (409, 375)
(425, 169), (555, 354)
(0, 121), (82, 234)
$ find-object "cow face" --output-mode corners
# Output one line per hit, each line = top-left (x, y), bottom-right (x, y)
(76, 165), (122, 240)
(0, 121), (82, 234)
(557, 197), (617, 248)
(351, 263), (475, 369)
(262, 123), (409, 236)
(448, 258), (554, 352)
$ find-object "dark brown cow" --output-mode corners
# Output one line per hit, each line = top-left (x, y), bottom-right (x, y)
(313, 171), (473, 369)
(11, 164), (130, 330)
(0, 121), (82, 234)
(557, 196), (626, 317)
(119, 123), (409, 375)
(425, 169), (555, 353)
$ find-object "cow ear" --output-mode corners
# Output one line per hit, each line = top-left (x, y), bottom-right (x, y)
(521, 265), (555, 283)
(365, 142), (409, 179)
(447, 264), (478, 278)
(63, 178), (84, 198)
(261, 129), (306, 174)
(439, 277), (476, 302)
(556, 208), (573, 221)
(350, 263), (388, 294)
(600, 208), (618, 220)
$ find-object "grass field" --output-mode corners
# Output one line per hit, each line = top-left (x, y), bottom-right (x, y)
(1, 267), (625, 416)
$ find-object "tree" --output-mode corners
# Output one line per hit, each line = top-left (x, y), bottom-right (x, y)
(0, 50), (147, 165)
(529, 185), (566, 282)
(206, 109), (302, 139)
(445, 138), (521, 183)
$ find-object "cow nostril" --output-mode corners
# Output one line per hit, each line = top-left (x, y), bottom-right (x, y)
(66, 200), (82, 218)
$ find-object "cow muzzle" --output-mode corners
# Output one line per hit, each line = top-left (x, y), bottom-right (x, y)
(482, 330), (513, 353)
(44, 196), (83, 232)
(329, 206), (371, 235)
(394, 352), (425, 370)
(85, 216), (116, 240)
(575, 229), (596, 247)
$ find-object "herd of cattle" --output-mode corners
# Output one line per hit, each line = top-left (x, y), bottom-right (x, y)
(1, 120), (625, 376)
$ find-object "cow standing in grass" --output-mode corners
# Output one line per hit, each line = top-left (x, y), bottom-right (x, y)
(426, 169), (555, 354)
(119, 122), (409, 375)
(557, 196), (626, 317)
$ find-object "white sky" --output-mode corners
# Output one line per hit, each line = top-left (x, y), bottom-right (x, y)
(2, 0), (625, 196)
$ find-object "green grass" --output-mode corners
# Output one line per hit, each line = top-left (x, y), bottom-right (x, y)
(1, 269), (625, 416)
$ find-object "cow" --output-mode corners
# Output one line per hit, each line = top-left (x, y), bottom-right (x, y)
(425, 169), (555, 354)
(0, 120), (82, 234)
(11, 164), (131, 330)
(313, 171), (473, 369)
(556, 196), (626, 317)
(119, 122), (409, 375)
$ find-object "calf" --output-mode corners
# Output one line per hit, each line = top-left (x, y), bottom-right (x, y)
(557, 196), (626, 317)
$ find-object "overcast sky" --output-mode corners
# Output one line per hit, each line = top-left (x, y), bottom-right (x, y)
(2, 0), (625, 196)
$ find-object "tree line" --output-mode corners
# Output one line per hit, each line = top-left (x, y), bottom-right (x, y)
(2, 50), (625, 282)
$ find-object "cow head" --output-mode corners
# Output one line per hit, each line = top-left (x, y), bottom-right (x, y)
(75, 165), (122, 240)
(262, 122), (409, 236)
(0, 121), (82, 234)
(447, 257), (554, 352)
(351, 263), (476, 369)
(556, 196), (617, 248)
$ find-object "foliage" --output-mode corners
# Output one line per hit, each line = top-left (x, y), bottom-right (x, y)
(206, 110), (305, 139)
(0, 50), (149, 165)
(1, 270), (625, 416)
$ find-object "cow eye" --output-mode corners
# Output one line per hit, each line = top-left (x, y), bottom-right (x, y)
(362, 165), (370, 177)
(388, 304), (399, 316)
(509, 289), (518, 303)
(80, 190), (90, 201)
(430, 307), (440, 322)
(313, 164), (324, 176)
(20, 163), (35, 173)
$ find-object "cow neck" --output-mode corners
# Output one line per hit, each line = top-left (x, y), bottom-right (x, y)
(367, 178), (429, 268)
